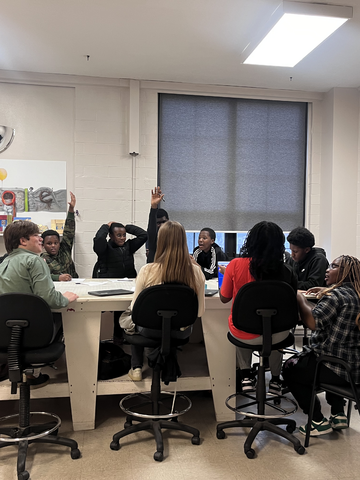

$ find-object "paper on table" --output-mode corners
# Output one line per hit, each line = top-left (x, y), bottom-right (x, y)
(109, 278), (130, 282)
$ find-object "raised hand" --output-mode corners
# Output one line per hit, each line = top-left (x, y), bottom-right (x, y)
(151, 186), (164, 209)
(68, 191), (76, 212)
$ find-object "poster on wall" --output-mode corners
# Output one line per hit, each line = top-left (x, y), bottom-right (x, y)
(0, 159), (66, 231)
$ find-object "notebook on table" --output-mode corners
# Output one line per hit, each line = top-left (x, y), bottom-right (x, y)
(88, 289), (133, 297)
(205, 289), (219, 297)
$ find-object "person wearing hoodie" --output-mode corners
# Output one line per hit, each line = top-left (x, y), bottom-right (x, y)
(192, 227), (228, 280)
(286, 226), (328, 290)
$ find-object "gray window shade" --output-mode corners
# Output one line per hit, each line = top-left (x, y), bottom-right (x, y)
(158, 94), (307, 232)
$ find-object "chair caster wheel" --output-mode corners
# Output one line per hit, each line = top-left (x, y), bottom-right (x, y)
(110, 441), (120, 450)
(216, 430), (225, 439)
(245, 448), (256, 459)
(286, 424), (295, 433)
(154, 451), (163, 462)
(18, 472), (29, 480)
(191, 436), (200, 445)
(295, 445), (306, 455)
(71, 448), (81, 459)
(124, 421), (132, 428)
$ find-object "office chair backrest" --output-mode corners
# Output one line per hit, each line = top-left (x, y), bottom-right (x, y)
(0, 293), (55, 349)
(232, 280), (298, 335)
(132, 284), (198, 331)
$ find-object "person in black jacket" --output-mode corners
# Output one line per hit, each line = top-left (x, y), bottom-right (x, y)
(285, 227), (328, 290)
(192, 227), (228, 279)
(146, 186), (168, 264)
(93, 221), (147, 343)
(93, 222), (147, 278)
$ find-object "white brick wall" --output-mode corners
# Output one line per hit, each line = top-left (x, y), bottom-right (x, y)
(0, 72), (359, 269)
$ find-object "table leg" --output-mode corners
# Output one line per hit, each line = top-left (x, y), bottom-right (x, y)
(202, 309), (236, 422)
(62, 309), (101, 431)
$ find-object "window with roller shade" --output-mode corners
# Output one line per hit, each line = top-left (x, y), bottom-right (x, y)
(158, 94), (307, 242)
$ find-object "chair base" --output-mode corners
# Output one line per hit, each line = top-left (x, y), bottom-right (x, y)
(0, 422), (80, 480)
(120, 391), (192, 420)
(225, 391), (298, 419)
(216, 417), (305, 458)
(110, 415), (200, 461)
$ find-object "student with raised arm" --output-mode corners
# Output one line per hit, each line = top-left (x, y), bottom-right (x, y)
(147, 186), (169, 263)
(0, 220), (78, 388)
(41, 191), (79, 282)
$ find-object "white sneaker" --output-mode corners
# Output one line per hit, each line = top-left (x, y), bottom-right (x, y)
(128, 368), (142, 382)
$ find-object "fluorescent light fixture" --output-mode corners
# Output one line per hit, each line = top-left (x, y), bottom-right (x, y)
(243, 1), (352, 67)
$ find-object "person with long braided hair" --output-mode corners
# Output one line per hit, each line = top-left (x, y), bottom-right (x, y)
(283, 255), (360, 437)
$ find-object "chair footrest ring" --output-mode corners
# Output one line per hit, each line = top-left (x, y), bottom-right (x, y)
(0, 411), (61, 443)
(225, 392), (298, 419)
(120, 391), (192, 420)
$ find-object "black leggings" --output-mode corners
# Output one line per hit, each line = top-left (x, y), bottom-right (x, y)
(283, 352), (348, 421)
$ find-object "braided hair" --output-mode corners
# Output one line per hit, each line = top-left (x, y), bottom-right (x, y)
(319, 255), (360, 327)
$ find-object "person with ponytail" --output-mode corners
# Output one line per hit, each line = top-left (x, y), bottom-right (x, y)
(283, 255), (360, 437)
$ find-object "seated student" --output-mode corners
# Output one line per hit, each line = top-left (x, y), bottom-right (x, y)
(0, 220), (78, 388)
(41, 191), (79, 282)
(283, 255), (360, 436)
(93, 220), (147, 344)
(286, 226), (328, 290)
(93, 221), (147, 278)
(120, 220), (205, 381)
(147, 186), (168, 263)
(220, 221), (297, 394)
(192, 228), (228, 279)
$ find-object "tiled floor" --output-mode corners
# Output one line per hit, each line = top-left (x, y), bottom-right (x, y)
(1, 384), (360, 480)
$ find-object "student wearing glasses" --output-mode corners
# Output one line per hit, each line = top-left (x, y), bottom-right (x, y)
(0, 220), (78, 388)
(283, 255), (360, 437)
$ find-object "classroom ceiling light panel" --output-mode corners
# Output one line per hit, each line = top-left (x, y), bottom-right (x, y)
(0, 0), (359, 92)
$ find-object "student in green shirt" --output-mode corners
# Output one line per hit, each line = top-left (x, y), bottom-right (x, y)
(41, 191), (79, 282)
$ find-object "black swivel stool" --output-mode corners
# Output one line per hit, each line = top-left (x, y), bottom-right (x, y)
(110, 284), (200, 462)
(216, 281), (305, 458)
(0, 293), (80, 480)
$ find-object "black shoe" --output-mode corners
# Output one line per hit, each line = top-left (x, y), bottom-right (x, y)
(268, 380), (282, 396)
(27, 373), (50, 390)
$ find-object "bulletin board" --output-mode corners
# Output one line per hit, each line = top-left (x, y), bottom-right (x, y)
(0, 159), (67, 231)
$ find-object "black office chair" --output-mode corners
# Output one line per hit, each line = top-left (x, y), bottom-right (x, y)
(216, 281), (305, 458)
(0, 293), (80, 480)
(110, 284), (200, 462)
(305, 354), (360, 447)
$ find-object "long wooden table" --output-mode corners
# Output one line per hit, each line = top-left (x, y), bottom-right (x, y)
(0, 279), (235, 431)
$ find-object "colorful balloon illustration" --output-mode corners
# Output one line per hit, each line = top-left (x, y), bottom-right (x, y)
(0, 168), (7, 181)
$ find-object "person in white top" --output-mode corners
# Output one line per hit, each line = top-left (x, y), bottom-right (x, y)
(120, 220), (205, 381)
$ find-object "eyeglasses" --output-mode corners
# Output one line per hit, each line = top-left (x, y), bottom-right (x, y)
(329, 263), (340, 270)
